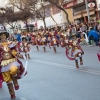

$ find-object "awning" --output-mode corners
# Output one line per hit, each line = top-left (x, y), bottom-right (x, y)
(73, 10), (95, 19)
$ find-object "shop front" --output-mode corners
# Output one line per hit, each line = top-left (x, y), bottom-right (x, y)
(73, 4), (96, 23)
(63, 0), (97, 23)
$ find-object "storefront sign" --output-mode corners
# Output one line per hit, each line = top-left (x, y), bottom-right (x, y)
(88, 2), (95, 8)
(63, 0), (77, 9)
(67, 2), (74, 8)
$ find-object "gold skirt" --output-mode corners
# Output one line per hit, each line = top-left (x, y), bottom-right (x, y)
(2, 66), (18, 83)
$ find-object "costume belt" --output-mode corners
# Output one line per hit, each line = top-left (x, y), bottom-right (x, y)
(1, 58), (17, 66)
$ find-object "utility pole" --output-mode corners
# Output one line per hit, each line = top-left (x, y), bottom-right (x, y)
(95, 0), (99, 19)
(85, 0), (90, 23)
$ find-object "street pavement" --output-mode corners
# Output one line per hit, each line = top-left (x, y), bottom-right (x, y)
(0, 45), (100, 100)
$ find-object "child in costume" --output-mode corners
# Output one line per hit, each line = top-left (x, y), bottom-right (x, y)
(0, 32), (27, 99)
(48, 36), (52, 49)
(97, 42), (100, 61)
(35, 35), (41, 51)
(66, 35), (84, 68)
(21, 37), (31, 59)
(52, 35), (57, 53)
(9, 39), (24, 59)
(41, 35), (47, 52)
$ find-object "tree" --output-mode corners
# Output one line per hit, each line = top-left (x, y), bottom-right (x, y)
(36, 2), (58, 28)
(43, 0), (70, 24)
(10, 0), (45, 29)
(0, 7), (19, 31)
(45, 5), (57, 26)
(11, 0), (57, 29)
(0, 6), (33, 32)
(18, 9), (33, 32)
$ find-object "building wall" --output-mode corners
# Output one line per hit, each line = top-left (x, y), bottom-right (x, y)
(63, 0), (98, 22)
(96, 0), (100, 18)
(97, 0), (100, 10)
(36, 5), (71, 29)
(36, 9), (74, 29)
(66, 8), (74, 22)
(0, 0), (8, 7)
(37, 12), (64, 29)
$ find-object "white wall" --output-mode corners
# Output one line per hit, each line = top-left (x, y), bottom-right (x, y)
(97, 0), (100, 10)
(61, 10), (67, 23)
(37, 12), (67, 29)
(0, 0), (9, 7)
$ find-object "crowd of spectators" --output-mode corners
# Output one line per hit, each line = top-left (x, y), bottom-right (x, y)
(9, 20), (100, 47)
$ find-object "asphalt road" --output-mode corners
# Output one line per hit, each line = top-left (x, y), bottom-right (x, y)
(0, 45), (100, 100)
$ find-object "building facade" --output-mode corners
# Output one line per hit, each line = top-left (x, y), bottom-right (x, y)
(96, 0), (100, 18)
(36, 5), (65, 29)
(64, 0), (99, 23)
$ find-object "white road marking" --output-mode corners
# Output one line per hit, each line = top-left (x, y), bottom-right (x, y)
(31, 59), (100, 75)
(20, 97), (27, 100)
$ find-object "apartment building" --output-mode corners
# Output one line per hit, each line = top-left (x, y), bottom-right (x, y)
(63, 0), (99, 23)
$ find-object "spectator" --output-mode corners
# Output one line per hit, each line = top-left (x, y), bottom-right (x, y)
(76, 25), (81, 38)
(80, 23), (87, 33)
(94, 22), (99, 32)
(13, 31), (21, 51)
(17, 33), (21, 42)
(88, 27), (99, 46)
(71, 25), (76, 36)
(98, 22), (100, 37)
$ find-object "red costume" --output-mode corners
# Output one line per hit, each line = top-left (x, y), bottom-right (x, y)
(66, 38), (84, 68)
(35, 35), (41, 51)
(0, 32), (27, 99)
(97, 42), (100, 61)
(21, 37), (31, 59)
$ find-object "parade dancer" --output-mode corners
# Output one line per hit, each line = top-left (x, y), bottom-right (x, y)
(97, 51), (100, 61)
(66, 35), (84, 68)
(52, 35), (57, 53)
(48, 36), (52, 49)
(0, 32), (26, 99)
(60, 36), (66, 48)
(21, 37), (31, 59)
(31, 34), (36, 45)
(97, 42), (100, 61)
(41, 35), (47, 52)
(9, 40), (24, 59)
(0, 72), (3, 88)
(35, 35), (41, 51)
